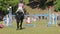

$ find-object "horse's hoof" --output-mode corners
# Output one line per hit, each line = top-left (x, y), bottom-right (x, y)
(16, 28), (19, 30)
(20, 28), (22, 30)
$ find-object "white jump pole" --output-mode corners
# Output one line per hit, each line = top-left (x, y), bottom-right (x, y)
(56, 13), (58, 26)
(52, 14), (54, 25)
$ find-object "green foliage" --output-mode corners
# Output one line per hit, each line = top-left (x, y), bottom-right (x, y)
(54, 0), (60, 12)
(23, 0), (28, 4)
(0, 0), (60, 14)
(0, 0), (19, 14)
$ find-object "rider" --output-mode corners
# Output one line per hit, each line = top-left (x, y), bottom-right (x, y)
(16, 1), (24, 14)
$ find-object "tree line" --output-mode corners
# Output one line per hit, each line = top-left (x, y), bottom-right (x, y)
(0, 0), (60, 15)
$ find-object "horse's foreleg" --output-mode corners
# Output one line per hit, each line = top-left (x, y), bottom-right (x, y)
(16, 20), (20, 30)
(20, 19), (23, 29)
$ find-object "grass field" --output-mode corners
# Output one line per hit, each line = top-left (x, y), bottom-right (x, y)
(0, 20), (60, 34)
(0, 0), (60, 34)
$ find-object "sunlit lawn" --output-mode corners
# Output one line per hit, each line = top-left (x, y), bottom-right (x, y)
(0, 19), (60, 34)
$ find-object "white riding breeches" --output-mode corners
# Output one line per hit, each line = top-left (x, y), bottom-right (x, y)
(16, 7), (24, 13)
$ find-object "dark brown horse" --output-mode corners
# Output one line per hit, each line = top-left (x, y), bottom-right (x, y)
(15, 10), (24, 30)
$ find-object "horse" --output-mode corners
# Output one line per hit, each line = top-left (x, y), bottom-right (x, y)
(15, 10), (24, 30)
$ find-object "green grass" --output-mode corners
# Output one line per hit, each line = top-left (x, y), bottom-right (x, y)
(0, 20), (60, 34)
